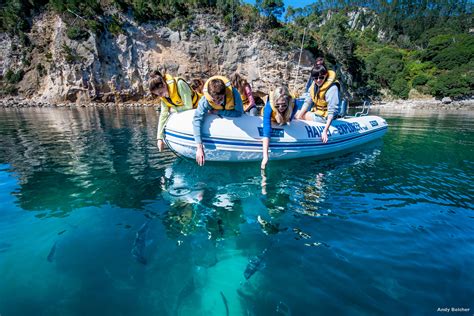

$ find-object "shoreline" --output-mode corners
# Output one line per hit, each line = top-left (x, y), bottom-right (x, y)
(1, 97), (473, 111)
(367, 98), (474, 111)
(0, 98), (159, 109)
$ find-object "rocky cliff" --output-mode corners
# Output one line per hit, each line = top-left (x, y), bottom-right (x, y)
(1, 12), (317, 103)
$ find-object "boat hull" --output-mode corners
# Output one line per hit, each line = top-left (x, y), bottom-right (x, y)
(164, 110), (388, 162)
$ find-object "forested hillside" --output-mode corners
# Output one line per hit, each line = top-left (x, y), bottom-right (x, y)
(1, 0), (473, 99)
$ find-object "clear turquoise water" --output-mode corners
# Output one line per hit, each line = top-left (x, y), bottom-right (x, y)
(0, 107), (473, 315)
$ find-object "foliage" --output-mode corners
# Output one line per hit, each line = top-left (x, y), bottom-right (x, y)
(49, 0), (102, 18)
(61, 44), (81, 63)
(86, 19), (102, 34)
(256, 0), (284, 29)
(391, 77), (410, 99)
(36, 63), (46, 77)
(412, 74), (429, 87)
(428, 70), (473, 98)
(67, 26), (90, 41)
(364, 47), (405, 90)
(423, 34), (474, 70)
(168, 16), (190, 32)
(127, 0), (189, 23)
(319, 12), (356, 68)
(0, 0), (29, 34)
(256, 0), (284, 19)
(107, 15), (123, 35)
(1, 85), (18, 96)
(237, 4), (260, 33)
(5, 69), (24, 84)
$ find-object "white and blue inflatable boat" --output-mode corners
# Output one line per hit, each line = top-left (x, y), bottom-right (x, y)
(164, 110), (388, 162)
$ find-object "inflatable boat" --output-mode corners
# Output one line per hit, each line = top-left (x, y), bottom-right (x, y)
(164, 110), (388, 162)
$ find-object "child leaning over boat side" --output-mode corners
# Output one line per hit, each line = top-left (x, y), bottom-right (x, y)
(230, 73), (258, 116)
(190, 78), (204, 99)
(261, 86), (297, 170)
(149, 70), (200, 152)
(193, 76), (243, 166)
(295, 57), (341, 143)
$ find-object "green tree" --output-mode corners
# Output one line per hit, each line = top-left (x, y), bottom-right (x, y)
(256, 0), (284, 28)
(428, 70), (473, 98)
(319, 13), (356, 69)
(256, 0), (284, 18)
(364, 47), (405, 89)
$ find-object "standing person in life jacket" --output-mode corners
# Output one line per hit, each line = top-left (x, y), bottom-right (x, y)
(230, 73), (258, 116)
(261, 86), (298, 170)
(295, 57), (341, 143)
(193, 76), (243, 166)
(149, 70), (200, 152)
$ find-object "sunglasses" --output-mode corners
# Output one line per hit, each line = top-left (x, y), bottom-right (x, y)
(315, 75), (326, 81)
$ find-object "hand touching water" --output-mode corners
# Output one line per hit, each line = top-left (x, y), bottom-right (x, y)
(196, 144), (205, 166)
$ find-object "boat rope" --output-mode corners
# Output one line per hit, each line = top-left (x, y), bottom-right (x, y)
(292, 27), (306, 95)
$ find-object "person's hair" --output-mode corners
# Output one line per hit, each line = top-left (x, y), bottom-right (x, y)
(310, 57), (328, 79)
(190, 78), (204, 93)
(208, 79), (226, 97)
(148, 70), (165, 92)
(230, 73), (249, 94)
(270, 85), (293, 125)
(150, 69), (163, 79)
(149, 78), (165, 92)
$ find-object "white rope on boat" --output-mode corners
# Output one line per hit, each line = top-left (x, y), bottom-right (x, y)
(292, 27), (306, 94)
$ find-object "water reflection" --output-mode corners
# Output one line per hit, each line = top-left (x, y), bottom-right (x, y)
(0, 107), (168, 214)
(160, 160), (247, 241)
(1, 108), (473, 315)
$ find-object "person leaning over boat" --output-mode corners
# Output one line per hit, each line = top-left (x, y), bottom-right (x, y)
(193, 76), (243, 166)
(261, 86), (297, 170)
(230, 73), (258, 116)
(295, 57), (340, 143)
(190, 78), (204, 99)
(149, 70), (200, 152)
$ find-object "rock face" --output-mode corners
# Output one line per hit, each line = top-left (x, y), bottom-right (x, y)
(1, 12), (316, 103)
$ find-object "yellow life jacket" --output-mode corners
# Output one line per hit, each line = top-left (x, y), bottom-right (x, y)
(309, 70), (339, 117)
(203, 76), (235, 110)
(160, 74), (199, 109)
(196, 91), (203, 101)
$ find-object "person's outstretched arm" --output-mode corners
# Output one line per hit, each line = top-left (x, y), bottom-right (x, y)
(156, 101), (169, 151)
(295, 92), (312, 120)
(321, 85), (340, 143)
(261, 103), (272, 170)
(193, 98), (210, 166)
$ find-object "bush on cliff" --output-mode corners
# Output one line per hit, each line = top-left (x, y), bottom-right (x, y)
(5, 69), (24, 84)
(66, 26), (90, 41)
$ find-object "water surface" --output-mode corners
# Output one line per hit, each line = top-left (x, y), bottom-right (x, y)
(0, 107), (473, 315)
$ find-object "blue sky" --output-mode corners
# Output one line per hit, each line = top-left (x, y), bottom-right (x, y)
(244, 0), (316, 9)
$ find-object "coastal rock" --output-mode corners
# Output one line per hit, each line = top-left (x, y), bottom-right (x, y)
(442, 97), (452, 104)
(1, 12), (316, 103)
